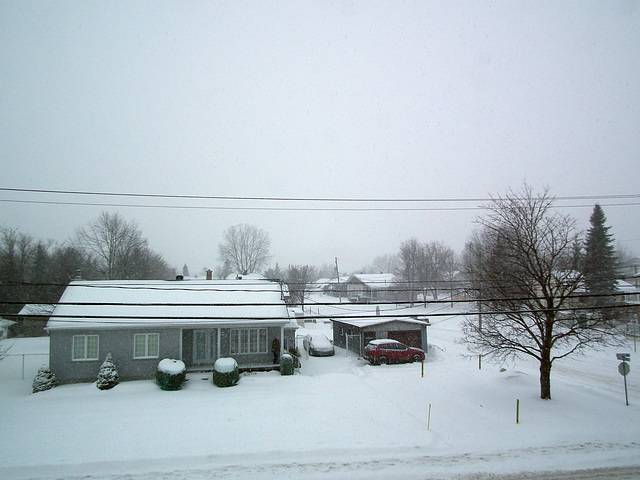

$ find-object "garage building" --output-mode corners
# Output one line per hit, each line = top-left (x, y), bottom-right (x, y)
(331, 316), (429, 356)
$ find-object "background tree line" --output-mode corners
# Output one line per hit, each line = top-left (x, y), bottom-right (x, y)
(0, 212), (174, 317)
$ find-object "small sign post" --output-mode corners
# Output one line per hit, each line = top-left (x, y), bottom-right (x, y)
(617, 353), (631, 406)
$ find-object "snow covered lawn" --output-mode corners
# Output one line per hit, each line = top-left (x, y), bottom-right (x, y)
(1, 300), (639, 479)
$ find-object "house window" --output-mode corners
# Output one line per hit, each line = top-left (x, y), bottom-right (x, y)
(133, 333), (160, 359)
(229, 328), (267, 354)
(72, 335), (99, 361)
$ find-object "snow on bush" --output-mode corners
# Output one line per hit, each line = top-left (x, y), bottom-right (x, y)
(156, 358), (186, 391)
(212, 357), (239, 387)
(214, 357), (237, 373)
(158, 358), (186, 375)
(96, 353), (119, 390)
(280, 353), (294, 376)
(32, 365), (58, 393)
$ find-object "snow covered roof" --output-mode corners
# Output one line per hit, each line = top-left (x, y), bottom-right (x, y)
(616, 279), (639, 293)
(346, 274), (396, 289)
(18, 304), (56, 316)
(46, 279), (290, 331)
(0, 318), (16, 328)
(327, 276), (350, 284)
(330, 316), (429, 328)
(224, 273), (267, 280)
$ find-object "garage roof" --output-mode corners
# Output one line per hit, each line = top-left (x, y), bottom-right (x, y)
(330, 316), (429, 328)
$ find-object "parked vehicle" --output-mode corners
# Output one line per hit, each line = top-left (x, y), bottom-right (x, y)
(303, 332), (335, 357)
(348, 295), (369, 303)
(363, 339), (425, 365)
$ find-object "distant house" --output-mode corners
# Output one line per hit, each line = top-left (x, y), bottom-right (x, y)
(313, 278), (332, 293)
(331, 316), (429, 356)
(324, 276), (350, 298)
(614, 280), (640, 327)
(46, 278), (297, 384)
(344, 274), (397, 303)
(12, 304), (55, 337)
(0, 318), (16, 340)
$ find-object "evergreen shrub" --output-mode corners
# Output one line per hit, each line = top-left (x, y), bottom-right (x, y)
(32, 365), (58, 393)
(156, 358), (187, 391)
(96, 353), (119, 390)
(212, 358), (239, 387)
(280, 353), (294, 376)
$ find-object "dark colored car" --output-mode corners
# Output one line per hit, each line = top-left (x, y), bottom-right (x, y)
(303, 332), (335, 357)
(348, 295), (369, 304)
(363, 339), (425, 365)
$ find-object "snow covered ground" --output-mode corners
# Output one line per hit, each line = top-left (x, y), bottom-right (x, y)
(1, 295), (640, 480)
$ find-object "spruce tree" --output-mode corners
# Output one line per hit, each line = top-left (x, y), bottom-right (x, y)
(584, 204), (618, 313)
(96, 353), (119, 390)
(32, 365), (58, 393)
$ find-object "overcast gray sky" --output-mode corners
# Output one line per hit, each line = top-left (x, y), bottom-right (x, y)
(1, 1), (639, 275)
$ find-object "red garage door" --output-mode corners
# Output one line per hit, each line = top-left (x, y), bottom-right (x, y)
(388, 330), (422, 349)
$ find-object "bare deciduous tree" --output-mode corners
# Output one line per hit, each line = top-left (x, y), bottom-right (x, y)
(0, 340), (10, 362)
(0, 227), (36, 316)
(218, 224), (271, 275)
(0, 227), (35, 282)
(372, 254), (399, 274)
(395, 238), (423, 302)
(423, 241), (458, 300)
(286, 265), (319, 309)
(460, 184), (623, 400)
(75, 212), (161, 280)
(395, 240), (458, 302)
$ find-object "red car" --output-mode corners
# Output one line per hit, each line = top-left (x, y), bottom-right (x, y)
(363, 339), (425, 365)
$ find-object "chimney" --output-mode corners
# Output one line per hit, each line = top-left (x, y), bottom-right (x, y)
(206, 269), (213, 280)
(175, 275), (184, 281)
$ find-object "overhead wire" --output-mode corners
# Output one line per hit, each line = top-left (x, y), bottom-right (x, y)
(1, 187), (639, 212)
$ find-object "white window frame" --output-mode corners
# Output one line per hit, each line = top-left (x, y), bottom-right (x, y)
(229, 328), (268, 355)
(133, 333), (160, 359)
(72, 335), (99, 361)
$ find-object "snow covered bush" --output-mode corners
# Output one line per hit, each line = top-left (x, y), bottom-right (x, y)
(32, 365), (58, 393)
(212, 357), (239, 387)
(96, 353), (119, 390)
(280, 353), (294, 376)
(156, 358), (186, 391)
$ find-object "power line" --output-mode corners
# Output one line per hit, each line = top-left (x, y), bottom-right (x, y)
(0, 198), (486, 212)
(3, 302), (629, 326)
(3, 187), (640, 203)
(1, 187), (639, 212)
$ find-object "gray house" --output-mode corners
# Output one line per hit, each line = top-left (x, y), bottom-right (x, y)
(332, 316), (429, 356)
(344, 274), (398, 302)
(46, 278), (297, 384)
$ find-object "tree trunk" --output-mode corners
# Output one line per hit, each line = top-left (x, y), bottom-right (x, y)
(539, 355), (552, 400)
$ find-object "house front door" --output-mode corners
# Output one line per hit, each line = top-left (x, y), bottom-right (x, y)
(193, 329), (218, 365)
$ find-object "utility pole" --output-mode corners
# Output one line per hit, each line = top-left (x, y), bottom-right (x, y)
(478, 288), (483, 370)
(335, 257), (342, 303)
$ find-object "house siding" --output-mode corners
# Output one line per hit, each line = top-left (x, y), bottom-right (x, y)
(50, 328), (181, 384)
(51, 325), (289, 384)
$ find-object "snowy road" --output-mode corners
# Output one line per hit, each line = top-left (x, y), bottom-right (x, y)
(11, 446), (640, 480)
